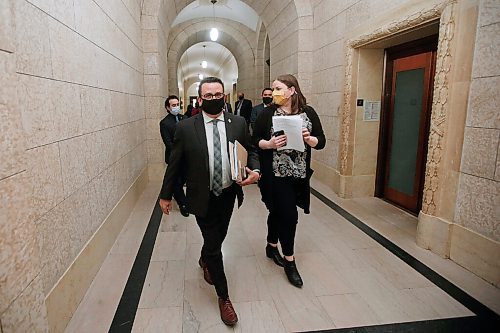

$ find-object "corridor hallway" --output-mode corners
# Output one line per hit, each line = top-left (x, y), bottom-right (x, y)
(65, 180), (499, 332)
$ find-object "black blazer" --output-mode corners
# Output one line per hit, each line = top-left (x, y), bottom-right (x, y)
(160, 111), (260, 218)
(234, 99), (252, 124)
(252, 105), (326, 214)
(159, 113), (186, 163)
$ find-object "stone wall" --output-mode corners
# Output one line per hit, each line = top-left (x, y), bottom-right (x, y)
(0, 0), (146, 331)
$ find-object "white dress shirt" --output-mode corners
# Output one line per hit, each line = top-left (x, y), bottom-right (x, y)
(202, 112), (232, 190)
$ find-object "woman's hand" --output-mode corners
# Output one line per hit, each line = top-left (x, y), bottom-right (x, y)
(260, 135), (287, 150)
(302, 128), (318, 147)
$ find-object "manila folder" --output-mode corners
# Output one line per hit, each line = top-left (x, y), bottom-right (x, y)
(229, 140), (247, 181)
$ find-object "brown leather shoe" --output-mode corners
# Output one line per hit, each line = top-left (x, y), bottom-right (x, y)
(198, 258), (213, 285)
(218, 297), (238, 326)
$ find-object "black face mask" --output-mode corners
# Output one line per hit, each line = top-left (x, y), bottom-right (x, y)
(238, 96), (244, 100)
(262, 97), (273, 105)
(201, 98), (225, 115)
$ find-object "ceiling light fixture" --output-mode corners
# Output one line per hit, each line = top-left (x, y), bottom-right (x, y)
(201, 45), (207, 68)
(210, 0), (219, 41)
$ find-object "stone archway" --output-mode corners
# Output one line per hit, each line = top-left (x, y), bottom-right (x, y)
(167, 19), (254, 99)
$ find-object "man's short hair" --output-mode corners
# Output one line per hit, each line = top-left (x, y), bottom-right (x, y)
(165, 95), (179, 109)
(262, 87), (272, 95)
(198, 77), (224, 97)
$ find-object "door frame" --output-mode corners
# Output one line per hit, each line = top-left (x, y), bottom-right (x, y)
(375, 35), (438, 214)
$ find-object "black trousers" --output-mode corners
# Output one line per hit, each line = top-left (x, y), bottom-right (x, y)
(195, 186), (236, 299)
(266, 176), (300, 257)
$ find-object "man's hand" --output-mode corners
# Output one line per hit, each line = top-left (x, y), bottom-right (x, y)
(159, 198), (172, 215)
(238, 167), (260, 186)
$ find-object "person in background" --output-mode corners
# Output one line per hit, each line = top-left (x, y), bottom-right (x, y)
(185, 100), (194, 117)
(159, 95), (189, 217)
(252, 74), (326, 288)
(250, 87), (273, 131)
(159, 77), (261, 326)
(234, 91), (252, 126)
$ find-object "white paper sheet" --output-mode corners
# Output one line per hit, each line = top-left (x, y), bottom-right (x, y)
(272, 115), (305, 152)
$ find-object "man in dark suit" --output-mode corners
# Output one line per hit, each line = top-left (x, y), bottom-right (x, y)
(159, 95), (189, 217)
(234, 92), (252, 126)
(159, 77), (260, 326)
(250, 87), (273, 131)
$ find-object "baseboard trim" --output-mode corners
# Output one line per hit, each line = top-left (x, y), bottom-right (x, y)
(45, 167), (149, 333)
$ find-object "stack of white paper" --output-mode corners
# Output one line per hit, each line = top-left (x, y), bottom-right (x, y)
(272, 115), (305, 152)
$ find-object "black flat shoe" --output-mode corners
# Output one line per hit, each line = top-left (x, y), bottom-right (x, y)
(266, 244), (285, 267)
(180, 205), (189, 217)
(284, 259), (303, 288)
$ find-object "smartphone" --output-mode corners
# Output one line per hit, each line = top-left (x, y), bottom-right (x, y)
(273, 130), (285, 137)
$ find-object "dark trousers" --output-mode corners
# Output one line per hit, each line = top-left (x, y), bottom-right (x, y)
(195, 187), (236, 299)
(172, 172), (186, 207)
(266, 177), (299, 256)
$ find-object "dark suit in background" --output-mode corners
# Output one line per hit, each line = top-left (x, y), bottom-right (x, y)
(159, 113), (187, 209)
(250, 102), (265, 131)
(160, 111), (259, 299)
(234, 98), (252, 125)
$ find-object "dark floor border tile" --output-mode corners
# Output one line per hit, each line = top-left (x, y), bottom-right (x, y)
(302, 316), (492, 333)
(108, 200), (163, 333)
(310, 188), (500, 332)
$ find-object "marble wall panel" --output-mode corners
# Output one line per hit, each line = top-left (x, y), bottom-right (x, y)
(471, 22), (500, 78)
(128, 94), (145, 122)
(455, 173), (500, 242)
(147, 139), (165, 164)
(15, 1), (53, 77)
(58, 134), (93, 198)
(146, 118), (161, 141)
(80, 86), (112, 134)
(466, 76), (500, 129)
(36, 203), (71, 295)
(94, 0), (142, 47)
(26, 143), (64, 223)
(144, 74), (162, 97)
(0, 172), (38, 314)
(27, 0), (76, 28)
(145, 96), (165, 119)
(144, 53), (160, 74)
(0, 51), (25, 180)
(142, 30), (159, 52)
(461, 127), (499, 179)
(0, 0), (14, 52)
(479, 0), (500, 26)
(18, 76), (83, 149)
(74, 0), (142, 72)
(61, 184), (92, 261)
(313, 0), (351, 28)
(0, 275), (48, 333)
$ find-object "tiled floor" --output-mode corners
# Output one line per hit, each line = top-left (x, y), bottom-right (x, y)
(65, 181), (500, 332)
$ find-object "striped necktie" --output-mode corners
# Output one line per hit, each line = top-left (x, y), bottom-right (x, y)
(212, 119), (223, 196)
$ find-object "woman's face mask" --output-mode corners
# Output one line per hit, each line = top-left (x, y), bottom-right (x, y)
(170, 106), (180, 115)
(272, 89), (289, 105)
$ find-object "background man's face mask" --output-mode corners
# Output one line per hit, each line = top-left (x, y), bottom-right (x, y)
(170, 106), (180, 115)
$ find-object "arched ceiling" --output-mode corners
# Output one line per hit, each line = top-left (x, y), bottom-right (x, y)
(167, 19), (255, 94)
(178, 42), (237, 91)
(172, 0), (260, 31)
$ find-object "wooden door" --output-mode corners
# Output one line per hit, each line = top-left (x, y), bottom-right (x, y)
(376, 37), (437, 214)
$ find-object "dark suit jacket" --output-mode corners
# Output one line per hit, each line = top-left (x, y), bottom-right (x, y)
(234, 99), (252, 124)
(160, 111), (260, 218)
(250, 103), (265, 129)
(159, 113), (186, 163)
